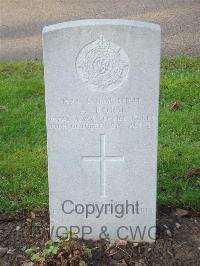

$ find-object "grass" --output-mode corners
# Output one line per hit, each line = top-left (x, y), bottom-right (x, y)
(0, 57), (199, 214)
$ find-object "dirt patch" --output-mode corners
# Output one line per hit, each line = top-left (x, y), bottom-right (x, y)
(0, 207), (200, 265)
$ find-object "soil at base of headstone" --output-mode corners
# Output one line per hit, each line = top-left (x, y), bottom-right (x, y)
(0, 207), (199, 266)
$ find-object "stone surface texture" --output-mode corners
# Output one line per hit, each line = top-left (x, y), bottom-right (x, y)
(43, 19), (161, 241)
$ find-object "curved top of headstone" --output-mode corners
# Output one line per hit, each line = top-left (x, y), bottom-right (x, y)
(43, 19), (161, 34)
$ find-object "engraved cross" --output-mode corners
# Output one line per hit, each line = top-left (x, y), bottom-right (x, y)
(82, 134), (124, 197)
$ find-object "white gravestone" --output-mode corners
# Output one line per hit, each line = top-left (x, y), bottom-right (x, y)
(43, 19), (161, 242)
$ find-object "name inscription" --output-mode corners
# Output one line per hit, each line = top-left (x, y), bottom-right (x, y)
(48, 96), (155, 131)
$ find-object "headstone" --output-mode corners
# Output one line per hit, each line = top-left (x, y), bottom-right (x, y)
(43, 19), (161, 242)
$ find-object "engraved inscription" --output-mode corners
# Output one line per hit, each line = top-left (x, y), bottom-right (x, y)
(82, 134), (124, 197)
(49, 96), (155, 131)
(63, 97), (140, 105)
(76, 36), (129, 92)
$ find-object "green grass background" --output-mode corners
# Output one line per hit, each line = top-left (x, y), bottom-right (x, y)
(0, 57), (199, 213)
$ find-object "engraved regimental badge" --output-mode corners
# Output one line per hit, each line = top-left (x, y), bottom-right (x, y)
(76, 35), (129, 92)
